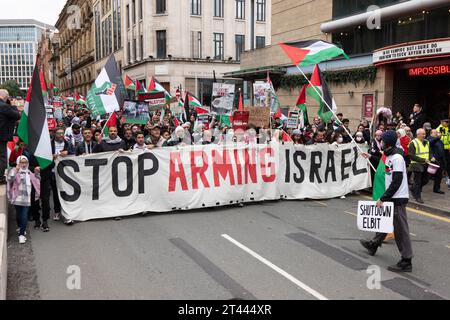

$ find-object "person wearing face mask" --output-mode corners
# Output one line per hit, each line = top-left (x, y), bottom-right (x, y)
(332, 133), (344, 146)
(163, 126), (187, 147)
(360, 130), (413, 272)
(354, 132), (366, 145)
(7, 156), (41, 244)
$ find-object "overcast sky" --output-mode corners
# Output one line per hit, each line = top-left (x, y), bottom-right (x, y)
(0, 0), (67, 27)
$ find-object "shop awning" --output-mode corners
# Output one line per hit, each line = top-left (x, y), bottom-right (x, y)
(223, 66), (287, 80)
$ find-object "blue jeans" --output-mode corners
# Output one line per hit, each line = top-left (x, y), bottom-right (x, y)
(15, 205), (30, 236)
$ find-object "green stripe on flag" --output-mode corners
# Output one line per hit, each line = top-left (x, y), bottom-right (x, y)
(372, 159), (386, 201)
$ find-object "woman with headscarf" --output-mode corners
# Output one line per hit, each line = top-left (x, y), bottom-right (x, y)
(7, 156), (41, 244)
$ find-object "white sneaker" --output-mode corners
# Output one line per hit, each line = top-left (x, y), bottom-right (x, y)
(16, 228), (27, 236)
(340, 195), (346, 199)
(64, 219), (74, 225)
(19, 235), (27, 244)
(53, 213), (61, 221)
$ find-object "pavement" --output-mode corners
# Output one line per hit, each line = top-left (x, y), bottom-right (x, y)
(408, 178), (450, 217)
(6, 193), (450, 300)
(0, 186), (7, 300)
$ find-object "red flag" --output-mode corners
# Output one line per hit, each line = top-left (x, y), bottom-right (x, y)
(282, 131), (292, 142)
(104, 112), (117, 136)
(238, 92), (244, 111)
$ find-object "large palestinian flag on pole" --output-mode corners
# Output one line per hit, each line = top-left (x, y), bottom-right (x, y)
(87, 55), (126, 117)
(39, 70), (48, 105)
(148, 76), (172, 103)
(279, 40), (349, 67)
(306, 65), (337, 123)
(17, 66), (53, 169)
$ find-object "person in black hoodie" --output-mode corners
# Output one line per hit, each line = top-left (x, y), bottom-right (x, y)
(409, 104), (425, 136)
(427, 129), (447, 194)
(0, 89), (20, 184)
(360, 130), (413, 272)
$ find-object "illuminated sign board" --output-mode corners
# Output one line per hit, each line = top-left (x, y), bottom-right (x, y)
(408, 65), (450, 77)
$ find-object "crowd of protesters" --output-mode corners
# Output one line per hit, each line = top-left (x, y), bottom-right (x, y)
(1, 88), (449, 244)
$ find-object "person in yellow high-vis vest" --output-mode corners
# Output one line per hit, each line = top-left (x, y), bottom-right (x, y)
(436, 119), (450, 189)
(408, 129), (433, 203)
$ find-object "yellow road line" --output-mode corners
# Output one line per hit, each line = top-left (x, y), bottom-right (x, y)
(359, 195), (450, 224)
(344, 211), (357, 217)
(314, 201), (328, 207)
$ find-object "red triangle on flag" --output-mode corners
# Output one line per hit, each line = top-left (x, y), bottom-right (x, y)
(238, 92), (244, 112)
(279, 43), (310, 67)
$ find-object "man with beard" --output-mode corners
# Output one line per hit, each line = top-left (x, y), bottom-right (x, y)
(93, 126), (127, 153)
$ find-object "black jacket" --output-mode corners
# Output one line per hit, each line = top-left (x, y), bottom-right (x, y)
(426, 136), (446, 169)
(75, 141), (98, 156)
(93, 139), (127, 153)
(410, 111), (425, 135)
(0, 100), (20, 141)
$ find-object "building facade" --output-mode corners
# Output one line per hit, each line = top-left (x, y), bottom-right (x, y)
(37, 29), (60, 91)
(56, 0), (95, 96)
(93, 0), (124, 80)
(122, 0), (271, 106)
(230, 0), (450, 128)
(0, 19), (55, 90)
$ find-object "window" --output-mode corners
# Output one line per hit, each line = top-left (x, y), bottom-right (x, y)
(256, 0), (266, 22)
(127, 41), (131, 63)
(236, 0), (245, 19)
(191, 31), (202, 58)
(235, 35), (245, 61)
(156, 30), (167, 58)
(156, 0), (166, 14)
(95, 5), (101, 60)
(214, 0), (224, 17)
(140, 34), (144, 60)
(139, 0), (143, 20)
(256, 36), (265, 48)
(126, 4), (130, 29)
(132, 0), (136, 24)
(133, 38), (137, 61)
(213, 33), (224, 60)
(191, 0), (201, 15)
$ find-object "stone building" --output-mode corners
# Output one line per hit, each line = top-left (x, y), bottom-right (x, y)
(55, 0), (95, 96)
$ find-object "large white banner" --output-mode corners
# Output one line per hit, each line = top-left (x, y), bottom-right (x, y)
(55, 143), (371, 221)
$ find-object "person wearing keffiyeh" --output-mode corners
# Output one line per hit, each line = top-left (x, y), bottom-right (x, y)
(7, 156), (41, 244)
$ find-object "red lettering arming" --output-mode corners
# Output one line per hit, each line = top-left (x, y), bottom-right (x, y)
(233, 149), (243, 185)
(190, 151), (210, 189)
(260, 147), (276, 183)
(212, 150), (235, 187)
(243, 149), (257, 184)
(168, 151), (188, 192)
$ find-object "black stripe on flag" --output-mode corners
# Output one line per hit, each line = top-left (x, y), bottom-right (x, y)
(316, 65), (334, 110)
(104, 54), (128, 105)
(27, 67), (46, 153)
(283, 39), (331, 48)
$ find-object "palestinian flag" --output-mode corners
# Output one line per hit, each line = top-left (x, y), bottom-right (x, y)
(279, 40), (349, 67)
(17, 66), (53, 169)
(306, 65), (337, 123)
(218, 115), (233, 127)
(124, 74), (136, 91)
(182, 92), (190, 123)
(148, 77), (172, 102)
(186, 92), (208, 115)
(135, 80), (147, 95)
(372, 155), (388, 201)
(103, 112), (117, 137)
(87, 55), (126, 117)
(39, 70), (48, 104)
(75, 93), (87, 105)
(296, 84), (310, 128)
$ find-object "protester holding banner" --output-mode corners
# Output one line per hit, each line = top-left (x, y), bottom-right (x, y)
(93, 127), (127, 153)
(76, 128), (97, 156)
(361, 130), (413, 272)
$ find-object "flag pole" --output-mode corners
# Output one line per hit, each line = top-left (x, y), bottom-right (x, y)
(294, 64), (376, 172)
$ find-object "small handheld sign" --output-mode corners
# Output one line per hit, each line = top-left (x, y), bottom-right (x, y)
(357, 201), (394, 233)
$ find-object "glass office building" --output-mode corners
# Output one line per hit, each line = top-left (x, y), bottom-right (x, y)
(0, 19), (55, 90)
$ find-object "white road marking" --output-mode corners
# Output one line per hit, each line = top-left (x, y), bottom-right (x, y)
(409, 233), (416, 237)
(313, 201), (328, 207)
(221, 234), (328, 300)
(344, 211), (357, 217)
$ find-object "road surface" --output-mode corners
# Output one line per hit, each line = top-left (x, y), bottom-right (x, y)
(7, 193), (450, 300)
